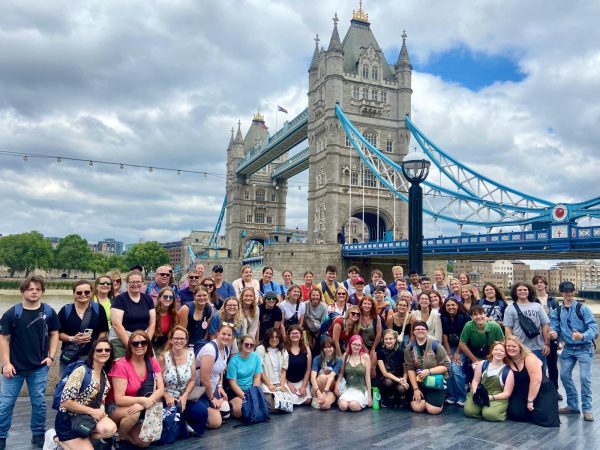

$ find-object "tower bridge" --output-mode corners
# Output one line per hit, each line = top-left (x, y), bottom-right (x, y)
(194, 4), (600, 277)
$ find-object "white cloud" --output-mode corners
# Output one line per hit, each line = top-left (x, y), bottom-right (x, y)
(1, 0), (599, 250)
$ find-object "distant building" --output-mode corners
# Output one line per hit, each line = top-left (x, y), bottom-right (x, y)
(161, 240), (183, 271)
(90, 238), (124, 255)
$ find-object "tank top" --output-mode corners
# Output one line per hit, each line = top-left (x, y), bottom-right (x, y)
(163, 349), (194, 398)
(482, 363), (506, 394)
(287, 350), (308, 383)
(511, 364), (530, 398)
(392, 315), (411, 335)
(345, 360), (366, 391)
(360, 319), (376, 349)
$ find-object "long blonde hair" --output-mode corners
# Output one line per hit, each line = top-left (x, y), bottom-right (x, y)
(505, 335), (533, 359)
(219, 296), (243, 330)
(239, 287), (259, 319)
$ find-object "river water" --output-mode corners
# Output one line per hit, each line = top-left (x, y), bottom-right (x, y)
(0, 294), (72, 315)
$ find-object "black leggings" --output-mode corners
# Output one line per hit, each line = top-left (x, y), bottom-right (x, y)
(380, 377), (407, 405)
(547, 339), (559, 389)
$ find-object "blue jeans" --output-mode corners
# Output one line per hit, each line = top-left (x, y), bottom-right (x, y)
(560, 345), (594, 413)
(532, 349), (547, 375)
(447, 348), (467, 402)
(0, 365), (49, 438)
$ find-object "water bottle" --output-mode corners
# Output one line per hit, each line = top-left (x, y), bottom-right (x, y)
(372, 387), (381, 410)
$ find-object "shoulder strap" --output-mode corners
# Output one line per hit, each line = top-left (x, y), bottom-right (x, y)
(294, 301), (300, 313)
(65, 303), (73, 317)
(557, 304), (562, 319)
(259, 279), (264, 293)
(513, 302), (523, 316)
(80, 304), (94, 332)
(432, 340), (438, 353)
(482, 360), (489, 371)
(501, 365), (510, 383)
(321, 281), (334, 299)
(14, 303), (23, 321)
(90, 369), (106, 409)
(575, 302), (584, 321)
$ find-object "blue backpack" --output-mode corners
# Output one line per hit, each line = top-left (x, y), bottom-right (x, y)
(52, 360), (93, 410)
(241, 386), (270, 425)
(482, 360), (510, 383)
(320, 311), (342, 335)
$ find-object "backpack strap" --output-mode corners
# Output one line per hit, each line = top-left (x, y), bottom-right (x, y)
(321, 281), (335, 300)
(90, 369), (106, 409)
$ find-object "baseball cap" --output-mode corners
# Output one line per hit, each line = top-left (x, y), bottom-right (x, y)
(212, 264), (224, 272)
(559, 281), (575, 292)
(264, 290), (278, 300)
(354, 276), (365, 284)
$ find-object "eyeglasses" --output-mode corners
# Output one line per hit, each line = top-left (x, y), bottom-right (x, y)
(414, 328), (427, 332)
(172, 337), (187, 342)
(98, 282), (112, 286)
(75, 290), (92, 297)
(203, 284), (214, 288)
(113, 279), (122, 283)
(243, 343), (255, 348)
(131, 340), (149, 347)
(161, 295), (175, 300)
(129, 281), (143, 285)
(95, 348), (112, 354)
(188, 276), (200, 280)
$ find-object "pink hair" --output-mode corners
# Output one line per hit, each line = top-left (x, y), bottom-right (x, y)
(347, 334), (367, 355)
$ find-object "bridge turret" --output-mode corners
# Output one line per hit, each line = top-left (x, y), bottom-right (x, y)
(395, 30), (412, 89)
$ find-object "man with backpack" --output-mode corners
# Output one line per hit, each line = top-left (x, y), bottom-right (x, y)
(318, 265), (339, 306)
(550, 281), (598, 421)
(0, 275), (60, 449)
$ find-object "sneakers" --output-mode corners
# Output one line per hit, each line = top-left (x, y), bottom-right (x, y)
(0, 437), (6, 450)
(43, 429), (58, 450)
(445, 398), (456, 405)
(558, 407), (581, 415)
(584, 412), (595, 422)
(456, 400), (466, 407)
(31, 434), (45, 448)
(557, 393), (563, 401)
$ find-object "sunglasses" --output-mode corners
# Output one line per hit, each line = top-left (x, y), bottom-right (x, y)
(213, 269), (224, 273)
(203, 284), (214, 288)
(157, 273), (170, 277)
(161, 294), (175, 300)
(113, 279), (122, 283)
(350, 312), (360, 316)
(336, 293), (347, 296)
(265, 297), (277, 302)
(222, 321), (235, 327)
(98, 282), (112, 286)
(188, 276), (200, 280)
(95, 348), (112, 354)
(243, 343), (255, 348)
(75, 290), (92, 296)
(131, 340), (149, 347)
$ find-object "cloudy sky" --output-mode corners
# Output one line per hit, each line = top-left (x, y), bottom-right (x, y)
(1, 0), (599, 263)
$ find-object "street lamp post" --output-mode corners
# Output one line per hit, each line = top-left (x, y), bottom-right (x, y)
(401, 151), (431, 275)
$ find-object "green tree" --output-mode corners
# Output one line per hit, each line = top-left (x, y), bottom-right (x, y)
(106, 254), (128, 272)
(88, 253), (110, 279)
(0, 231), (54, 276)
(124, 241), (170, 273)
(54, 234), (93, 276)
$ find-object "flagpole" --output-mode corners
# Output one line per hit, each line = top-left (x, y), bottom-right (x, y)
(275, 106), (278, 130)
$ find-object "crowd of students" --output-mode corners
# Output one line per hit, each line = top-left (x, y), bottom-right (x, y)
(0, 262), (597, 450)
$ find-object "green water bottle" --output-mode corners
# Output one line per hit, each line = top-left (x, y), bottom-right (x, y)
(372, 387), (381, 410)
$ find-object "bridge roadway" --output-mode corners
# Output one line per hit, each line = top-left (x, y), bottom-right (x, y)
(7, 351), (600, 449)
(342, 224), (600, 260)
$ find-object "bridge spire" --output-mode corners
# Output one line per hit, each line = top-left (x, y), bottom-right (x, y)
(234, 120), (243, 144)
(309, 34), (320, 72)
(395, 30), (412, 70)
(327, 13), (343, 53)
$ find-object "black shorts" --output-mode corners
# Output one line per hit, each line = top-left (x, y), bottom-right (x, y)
(421, 385), (446, 407)
(55, 411), (86, 443)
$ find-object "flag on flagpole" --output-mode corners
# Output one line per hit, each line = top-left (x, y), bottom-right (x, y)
(259, 122), (268, 130)
(277, 105), (288, 114)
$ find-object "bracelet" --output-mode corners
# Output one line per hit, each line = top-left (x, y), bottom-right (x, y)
(323, 389), (329, 393)
(48, 356), (55, 361)
(217, 384), (223, 388)
(527, 400), (534, 404)
(491, 395), (496, 401)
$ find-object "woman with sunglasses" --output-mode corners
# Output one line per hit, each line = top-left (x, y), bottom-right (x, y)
(158, 326), (208, 437)
(310, 337), (342, 410)
(405, 321), (450, 415)
(256, 327), (289, 410)
(377, 329), (410, 407)
(232, 265), (261, 303)
(107, 331), (165, 447)
(178, 270), (202, 306)
(280, 285), (305, 332)
(226, 335), (263, 419)
(200, 276), (223, 310)
(387, 294), (415, 348)
(107, 270), (124, 296)
(331, 306), (360, 356)
(329, 286), (349, 316)
(337, 335), (372, 411)
(58, 280), (109, 377)
(209, 297), (244, 354)
(240, 287), (260, 341)
(94, 276), (114, 328)
(178, 286), (214, 355)
(109, 270), (156, 359)
(197, 323), (233, 429)
(151, 287), (178, 357)
(284, 325), (312, 405)
(53, 338), (117, 450)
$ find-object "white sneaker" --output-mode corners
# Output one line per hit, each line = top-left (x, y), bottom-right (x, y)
(42, 429), (58, 450)
(456, 400), (466, 407)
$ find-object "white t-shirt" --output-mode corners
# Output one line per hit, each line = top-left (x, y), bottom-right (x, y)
(268, 347), (281, 385)
(279, 300), (306, 321)
(197, 341), (228, 393)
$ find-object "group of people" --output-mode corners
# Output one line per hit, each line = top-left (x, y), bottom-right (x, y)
(0, 263), (596, 449)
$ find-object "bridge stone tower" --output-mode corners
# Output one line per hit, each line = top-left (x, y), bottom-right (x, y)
(225, 114), (289, 259)
(307, 7), (412, 244)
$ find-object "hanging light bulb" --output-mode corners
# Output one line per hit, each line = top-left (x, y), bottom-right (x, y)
(177, 170), (181, 175)
(57, 157), (62, 163)
(149, 167), (154, 172)
(203, 172), (207, 178)
(298, 185), (302, 191)
(23, 155), (28, 161)
(119, 164), (124, 169)
(89, 161), (94, 166)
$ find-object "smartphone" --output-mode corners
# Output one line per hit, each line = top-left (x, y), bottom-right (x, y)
(83, 329), (93, 337)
